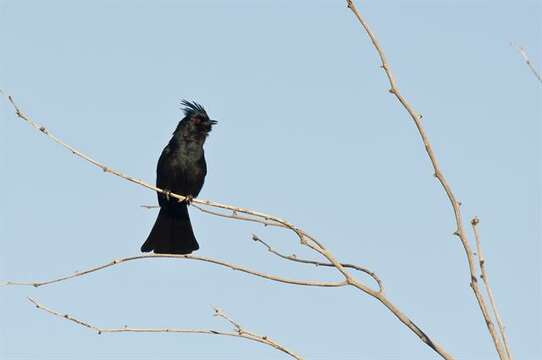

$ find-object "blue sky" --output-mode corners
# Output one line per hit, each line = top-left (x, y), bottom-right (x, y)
(1, 0), (540, 359)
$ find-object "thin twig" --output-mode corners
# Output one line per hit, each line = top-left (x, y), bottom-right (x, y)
(141, 204), (286, 228)
(2, 254), (346, 288)
(471, 218), (513, 360)
(252, 234), (383, 293)
(28, 298), (303, 360)
(512, 44), (542, 84)
(345, 1), (509, 359)
(192, 203), (287, 227)
(213, 307), (243, 332)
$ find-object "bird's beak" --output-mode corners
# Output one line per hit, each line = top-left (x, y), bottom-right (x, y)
(209, 119), (218, 125)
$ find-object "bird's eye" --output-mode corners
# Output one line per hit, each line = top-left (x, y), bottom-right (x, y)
(193, 116), (202, 124)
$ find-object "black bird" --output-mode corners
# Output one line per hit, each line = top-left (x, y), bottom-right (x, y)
(141, 100), (217, 254)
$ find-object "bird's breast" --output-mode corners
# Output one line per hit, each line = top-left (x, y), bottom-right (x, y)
(167, 155), (206, 196)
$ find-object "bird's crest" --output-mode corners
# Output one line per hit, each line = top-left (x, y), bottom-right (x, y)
(180, 100), (208, 118)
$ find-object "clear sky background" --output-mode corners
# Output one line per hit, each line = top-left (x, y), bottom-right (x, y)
(1, 1), (540, 359)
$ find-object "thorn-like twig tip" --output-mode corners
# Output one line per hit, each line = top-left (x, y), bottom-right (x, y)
(27, 297), (38, 307)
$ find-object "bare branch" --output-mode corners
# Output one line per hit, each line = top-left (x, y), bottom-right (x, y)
(28, 298), (303, 360)
(471, 218), (513, 360)
(141, 204), (288, 229)
(2, 254), (346, 288)
(252, 234), (383, 293)
(512, 43), (542, 84)
(191, 203), (287, 228)
(142, 207), (384, 291)
(345, 1), (511, 359)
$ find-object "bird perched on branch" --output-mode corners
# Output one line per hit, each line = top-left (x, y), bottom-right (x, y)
(141, 100), (217, 254)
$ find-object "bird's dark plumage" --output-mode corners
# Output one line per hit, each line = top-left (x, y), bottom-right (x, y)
(141, 100), (216, 254)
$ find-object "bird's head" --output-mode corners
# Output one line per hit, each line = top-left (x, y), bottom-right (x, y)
(175, 100), (217, 140)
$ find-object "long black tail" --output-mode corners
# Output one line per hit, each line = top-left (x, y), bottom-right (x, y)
(141, 203), (199, 254)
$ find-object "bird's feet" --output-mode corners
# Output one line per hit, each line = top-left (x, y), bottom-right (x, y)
(184, 195), (194, 205)
(163, 189), (172, 202)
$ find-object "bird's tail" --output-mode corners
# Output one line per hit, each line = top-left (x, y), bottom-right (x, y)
(141, 204), (200, 254)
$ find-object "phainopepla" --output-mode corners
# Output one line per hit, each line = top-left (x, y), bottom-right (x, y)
(141, 100), (217, 254)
